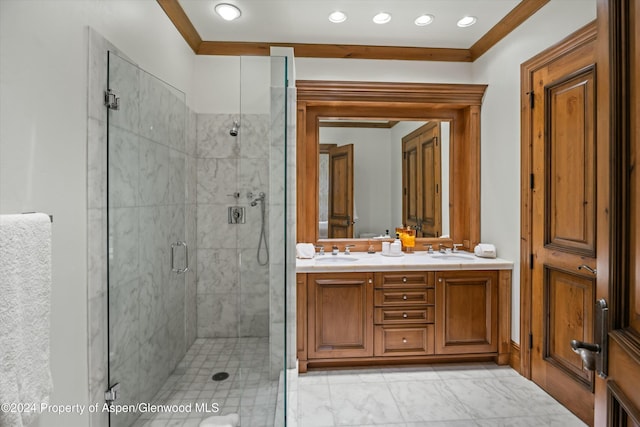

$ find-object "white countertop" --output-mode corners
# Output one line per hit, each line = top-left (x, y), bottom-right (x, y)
(296, 251), (513, 273)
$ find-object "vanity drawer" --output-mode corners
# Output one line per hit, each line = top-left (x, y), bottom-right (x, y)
(374, 306), (434, 324)
(375, 272), (434, 289)
(374, 325), (434, 356)
(374, 288), (435, 306)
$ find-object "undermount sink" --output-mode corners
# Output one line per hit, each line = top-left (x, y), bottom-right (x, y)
(315, 256), (359, 263)
(430, 253), (476, 261)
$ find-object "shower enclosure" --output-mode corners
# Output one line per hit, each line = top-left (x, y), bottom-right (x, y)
(106, 52), (288, 426)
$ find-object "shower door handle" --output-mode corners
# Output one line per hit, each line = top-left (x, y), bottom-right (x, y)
(171, 241), (189, 274)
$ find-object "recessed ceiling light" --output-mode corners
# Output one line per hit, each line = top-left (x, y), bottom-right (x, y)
(214, 3), (241, 21)
(373, 12), (392, 24)
(457, 16), (477, 27)
(415, 14), (434, 26)
(328, 11), (347, 23)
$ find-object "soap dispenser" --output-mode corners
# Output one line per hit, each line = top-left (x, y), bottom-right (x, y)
(390, 233), (402, 255)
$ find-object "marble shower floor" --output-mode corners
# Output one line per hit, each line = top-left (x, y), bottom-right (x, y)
(132, 337), (278, 427)
(293, 363), (588, 427)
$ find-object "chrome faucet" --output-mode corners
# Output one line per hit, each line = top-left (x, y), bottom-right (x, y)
(315, 245), (325, 256)
(423, 243), (434, 254)
(344, 244), (355, 255)
(332, 245), (339, 255)
(453, 244), (463, 253)
(439, 243), (450, 253)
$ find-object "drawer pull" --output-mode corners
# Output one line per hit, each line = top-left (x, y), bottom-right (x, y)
(402, 277), (407, 283)
(369, 279), (372, 283)
(402, 294), (407, 300)
(403, 313), (408, 318)
(402, 338), (408, 343)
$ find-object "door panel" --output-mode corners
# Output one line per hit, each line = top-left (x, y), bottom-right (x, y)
(402, 122), (442, 237)
(544, 267), (594, 387)
(435, 271), (498, 355)
(328, 144), (353, 238)
(545, 69), (596, 255)
(403, 135), (420, 231)
(531, 39), (597, 425)
(420, 128), (442, 237)
(307, 272), (374, 359)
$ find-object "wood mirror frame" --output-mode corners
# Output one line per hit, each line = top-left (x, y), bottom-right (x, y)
(296, 80), (487, 252)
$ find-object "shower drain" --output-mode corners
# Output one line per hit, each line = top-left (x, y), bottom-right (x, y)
(212, 372), (230, 381)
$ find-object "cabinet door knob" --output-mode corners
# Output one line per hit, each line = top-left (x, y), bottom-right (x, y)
(402, 338), (408, 343)
(402, 294), (408, 300)
(402, 277), (407, 283)
(438, 278), (442, 283)
(369, 279), (372, 283)
(403, 313), (408, 318)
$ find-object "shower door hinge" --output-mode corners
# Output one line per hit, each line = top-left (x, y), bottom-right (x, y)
(104, 89), (120, 110)
(104, 383), (120, 404)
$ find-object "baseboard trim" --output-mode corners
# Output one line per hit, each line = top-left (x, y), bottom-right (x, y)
(510, 340), (521, 374)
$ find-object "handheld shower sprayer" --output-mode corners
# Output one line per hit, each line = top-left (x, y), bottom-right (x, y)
(230, 120), (240, 137)
(250, 192), (265, 207)
(247, 192), (269, 265)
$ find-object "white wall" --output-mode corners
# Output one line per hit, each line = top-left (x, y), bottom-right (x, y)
(296, 58), (473, 83)
(472, 0), (597, 343)
(0, 1), (194, 426)
(192, 56), (273, 114)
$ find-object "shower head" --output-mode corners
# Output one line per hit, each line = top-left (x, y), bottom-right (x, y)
(230, 120), (240, 137)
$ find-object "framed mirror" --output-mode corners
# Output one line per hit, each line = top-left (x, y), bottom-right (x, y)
(318, 120), (451, 239)
(296, 80), (486, 251)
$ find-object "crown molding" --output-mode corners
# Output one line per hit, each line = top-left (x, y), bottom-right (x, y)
(159, 0), (550, 62)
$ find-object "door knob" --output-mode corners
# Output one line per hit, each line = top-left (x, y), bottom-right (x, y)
(578, 264), (597, 275)
(570, 340), (600, 371)
(570, 299), (609, 378)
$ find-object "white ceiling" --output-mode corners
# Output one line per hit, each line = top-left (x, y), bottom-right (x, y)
(179, 0), (522, 49)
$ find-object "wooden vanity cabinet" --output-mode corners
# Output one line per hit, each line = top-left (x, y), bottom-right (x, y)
(374, 272), (435, 357)
(435, 270), (498, 355)
(297, 269), (511, 372)
(306, 272), (374, 360)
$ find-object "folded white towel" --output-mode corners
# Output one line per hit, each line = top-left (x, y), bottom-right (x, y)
(474, 243), (497, 258)
(0, 213), (53, 427)
(296, 243), (316, 259)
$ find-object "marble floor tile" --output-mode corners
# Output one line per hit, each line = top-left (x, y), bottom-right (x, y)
(387, 380), (472, 422)
(298, 384), (335, 427)
(297, 363), (586, 427)
(329, 382), (404, 426)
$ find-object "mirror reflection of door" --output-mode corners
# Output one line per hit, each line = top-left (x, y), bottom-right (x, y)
(402, 122), (442, 237)
(318, 144), (354, 238)
(328, 144), (354, 238)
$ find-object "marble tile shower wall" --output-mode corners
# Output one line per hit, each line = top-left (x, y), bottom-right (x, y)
(87, 29), (197, 427)
(195, 113), (272, 339)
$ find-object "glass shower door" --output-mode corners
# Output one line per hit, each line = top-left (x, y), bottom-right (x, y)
(106, 51), (189, 427)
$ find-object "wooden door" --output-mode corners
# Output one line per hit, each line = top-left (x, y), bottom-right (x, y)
(530, 38), (597, 424)
(402, 122), (442, 237)
(403, 134), (420, 232)
(328, 144), (354, 238)
(419, 123), (442, 237)
(594, 0), (640, 424)
(435, 270), (498, 355)
(307, 272), (374, 359)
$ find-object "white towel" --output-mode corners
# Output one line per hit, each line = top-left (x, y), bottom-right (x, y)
(296, 243), (316, 259)
(0, 213), (53, 427)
